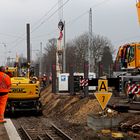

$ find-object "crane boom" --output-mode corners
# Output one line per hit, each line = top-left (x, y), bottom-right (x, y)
(136, 0), (140, 24)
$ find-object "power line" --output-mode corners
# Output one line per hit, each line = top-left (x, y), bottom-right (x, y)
(9, 0), (71, 50)
(9, 0), (69, 49)
(67, 0), (111, 26)
(0, 32), (23, 39)
(9, 0), (111, 50)
(91, 0), (111, 9)
(113, 35), (140, 45)
(32, 0), (112, 39)
(31, 0), (70, 33)
(31, 30), (56, 40)
(3, 2), (58, 48)
(32, 2), (58, 28)
(67, 11), (88, 26)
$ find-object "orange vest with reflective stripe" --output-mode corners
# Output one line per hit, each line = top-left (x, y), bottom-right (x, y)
(0, 72), (11, 93)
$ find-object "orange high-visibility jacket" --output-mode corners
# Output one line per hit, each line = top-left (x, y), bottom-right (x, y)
(0, 72), (11, 93)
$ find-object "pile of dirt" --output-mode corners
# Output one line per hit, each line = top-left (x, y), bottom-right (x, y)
(40, 87), (104, 139)
(39, 86), (140, 140)
(40, 90), (102, 124)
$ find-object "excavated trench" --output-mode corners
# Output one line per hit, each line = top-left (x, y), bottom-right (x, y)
(8, 86), (140, 139)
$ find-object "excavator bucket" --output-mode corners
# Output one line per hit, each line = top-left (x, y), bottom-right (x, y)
(136, 0), (140, 25)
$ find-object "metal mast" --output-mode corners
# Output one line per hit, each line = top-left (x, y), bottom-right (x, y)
(84, 8), (92, 97)
(89, 8), (92, 72)
(26, 23), (31, 78)
(26, 23), (31, 64)
(39, 42), (43, 77)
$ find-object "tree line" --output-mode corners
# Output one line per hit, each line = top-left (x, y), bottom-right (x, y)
(40, 32), (114, 78)
(8, 32), (115, 78)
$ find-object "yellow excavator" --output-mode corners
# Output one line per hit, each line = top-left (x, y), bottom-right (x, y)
(6, 65), (41, 114)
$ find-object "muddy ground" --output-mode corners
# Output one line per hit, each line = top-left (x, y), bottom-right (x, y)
(40, 86), (140, 140)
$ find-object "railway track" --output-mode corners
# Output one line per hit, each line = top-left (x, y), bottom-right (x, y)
(13, 117), (72, 140)
(44, 123), (72, 140)
(19, 123), (72, 140)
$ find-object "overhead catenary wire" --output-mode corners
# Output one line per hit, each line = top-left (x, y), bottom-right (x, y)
(7, 2), (59, 47)
(67, 0), (112, 26)
(113, 34), (140, 45)
(32, 0), (112, 39)
(31, 0), (70, 33)
(7, 0), (121, 53)
(0, 33), (23, 39)
(32, 1), (58, 27)
(6, 0), (111, 49)
(9, 0), (71, 51)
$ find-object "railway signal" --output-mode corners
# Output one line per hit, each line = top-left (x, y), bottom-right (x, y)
(94, 79), (112, 110)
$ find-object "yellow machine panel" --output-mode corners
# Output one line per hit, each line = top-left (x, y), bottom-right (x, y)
(9, 83), (40, 99)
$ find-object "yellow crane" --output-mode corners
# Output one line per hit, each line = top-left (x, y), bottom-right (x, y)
(136, 0), (140, 24)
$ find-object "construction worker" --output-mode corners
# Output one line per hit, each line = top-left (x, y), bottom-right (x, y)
(58, 20), (64, 40)
(42, 74), (47, 87)
(0, 66), (11, 123)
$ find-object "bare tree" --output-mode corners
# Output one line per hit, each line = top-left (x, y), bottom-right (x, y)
(42, 38), (57, 74)
(100, 46), (113, 77)
(66, 34), (88, 72)
(90, 35), (114, 74)
(66, 32), (114, 74)
(39, 33), (114, 76)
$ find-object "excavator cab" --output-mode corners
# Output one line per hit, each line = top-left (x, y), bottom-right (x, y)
(115, 43), (140, 70)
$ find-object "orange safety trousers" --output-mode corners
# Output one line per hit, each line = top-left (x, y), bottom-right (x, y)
(0, 94), (8, 122)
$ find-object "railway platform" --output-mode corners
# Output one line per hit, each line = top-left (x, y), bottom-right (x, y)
(0, 119), (21, 140)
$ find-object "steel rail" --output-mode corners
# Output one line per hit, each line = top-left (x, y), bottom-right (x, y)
(20, 125), (32, 140)
(51, 123), (73, 140)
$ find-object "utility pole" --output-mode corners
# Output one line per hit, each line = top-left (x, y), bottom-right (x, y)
(39, 42), (43, 77)
(89, 8), (92, 72)
(26, 23), (31, 78)
(26, 23), (31, 64)
(83, 8), (92, 97)
(63, 21), (66, 73)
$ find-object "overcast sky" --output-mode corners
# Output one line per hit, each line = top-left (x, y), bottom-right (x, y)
(0, 0), (139, 65)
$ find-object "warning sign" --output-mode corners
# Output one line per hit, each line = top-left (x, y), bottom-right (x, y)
(94, 79), (112, 110)
(98, 79), (108, 92)
(94, 92), (112, 110)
